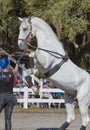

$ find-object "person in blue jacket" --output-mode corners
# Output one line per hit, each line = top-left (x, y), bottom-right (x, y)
(0, 57), (18, 130)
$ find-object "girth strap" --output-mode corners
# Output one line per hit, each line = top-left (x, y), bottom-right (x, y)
(44, 55), (69, 78)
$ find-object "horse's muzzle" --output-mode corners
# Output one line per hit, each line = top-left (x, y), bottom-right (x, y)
(18, 41), (26, 50)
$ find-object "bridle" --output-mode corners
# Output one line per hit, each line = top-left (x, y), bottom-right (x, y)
(18, 20), (33, 44)
(18, 18), (69, 78)
(18, 19), (68, 58)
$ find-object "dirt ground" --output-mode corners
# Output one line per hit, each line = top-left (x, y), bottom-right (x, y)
(0, 108), (90, 130)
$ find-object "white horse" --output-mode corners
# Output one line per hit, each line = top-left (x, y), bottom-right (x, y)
(18, 16), (90, 130)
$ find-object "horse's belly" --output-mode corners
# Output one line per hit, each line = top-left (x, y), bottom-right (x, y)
(50, 79), (77, 96)
(50, 60), (89, 92)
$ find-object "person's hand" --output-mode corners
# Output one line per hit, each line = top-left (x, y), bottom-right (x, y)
(16, 60), (20, 65)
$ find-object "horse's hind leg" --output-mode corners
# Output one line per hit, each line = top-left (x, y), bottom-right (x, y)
(59, 103), (75, 130)
(59, 93), (75, 130)
(78, 96), (90, 130)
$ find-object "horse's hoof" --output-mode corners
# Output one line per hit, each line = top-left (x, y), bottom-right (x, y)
(59, 121), (70, 130)
(80, 125), (86, 130)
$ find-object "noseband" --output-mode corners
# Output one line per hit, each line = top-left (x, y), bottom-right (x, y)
(18, 21), (33, 44)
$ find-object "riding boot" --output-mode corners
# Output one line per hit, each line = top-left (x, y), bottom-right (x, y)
(59, 121), (70, 130)
(5, 119), (11, 130)
(80, 125), (86, 130)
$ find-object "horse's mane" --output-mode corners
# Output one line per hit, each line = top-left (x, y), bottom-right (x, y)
(31, 17), (57, 37)
(31, 17), (63, 46)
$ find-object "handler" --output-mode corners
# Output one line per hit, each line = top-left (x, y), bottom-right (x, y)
(0, 57), (18, 130)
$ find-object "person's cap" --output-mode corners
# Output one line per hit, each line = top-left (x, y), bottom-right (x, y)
(0, 58), (9, 69)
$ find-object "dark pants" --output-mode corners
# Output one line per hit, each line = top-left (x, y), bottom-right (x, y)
(0, 92), (17, 130)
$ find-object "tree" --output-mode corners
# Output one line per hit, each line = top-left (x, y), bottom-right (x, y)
(0, 0), (27, 47)
(24, 0), (90, 71)
(0, 0), (90, 72)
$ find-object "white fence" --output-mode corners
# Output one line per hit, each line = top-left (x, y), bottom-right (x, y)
(13, 86), (65, 109)
(0, 47), (65, 109)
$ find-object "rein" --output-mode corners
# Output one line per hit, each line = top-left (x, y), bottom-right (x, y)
(27, 43), (68, 60)
(27, 43), (69, 78)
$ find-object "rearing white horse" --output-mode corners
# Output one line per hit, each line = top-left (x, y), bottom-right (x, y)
(18, 16), (90, 130)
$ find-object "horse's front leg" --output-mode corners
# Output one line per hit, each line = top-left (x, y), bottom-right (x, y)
(59, 93), (75, 130)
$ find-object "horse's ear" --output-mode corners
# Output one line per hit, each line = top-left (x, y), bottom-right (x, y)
(18, 17), (23, 22)
(28, 17), (31, 23)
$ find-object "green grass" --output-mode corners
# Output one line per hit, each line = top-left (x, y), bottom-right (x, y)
(13, 104), (66, 114)
(13, 104), (90, 115)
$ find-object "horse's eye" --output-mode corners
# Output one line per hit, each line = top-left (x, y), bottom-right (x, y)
(23, 28), (27, 31)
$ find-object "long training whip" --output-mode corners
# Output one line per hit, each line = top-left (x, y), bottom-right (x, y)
(17, 46), (28, 62)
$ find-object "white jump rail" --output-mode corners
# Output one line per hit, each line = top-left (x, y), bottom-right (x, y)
(0, 47), (65, 108)
(13, 87), (65, 109)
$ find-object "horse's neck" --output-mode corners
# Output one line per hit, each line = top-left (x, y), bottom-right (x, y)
(35, 38), (65, 73)
(33, 17), (66, 72)
(36, 29), (65, 55)
(32, 17), (65, 55)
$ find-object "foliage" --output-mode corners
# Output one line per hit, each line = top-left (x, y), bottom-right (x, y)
(0, 0), (90, 71)
(0, 0), (18, 46)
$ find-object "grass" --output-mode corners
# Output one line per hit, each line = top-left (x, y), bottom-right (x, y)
(13, 104), (90, 115)
(13, 104), (67, 113)
(13, 105), (90, 114)
(13, 104), (83, 114)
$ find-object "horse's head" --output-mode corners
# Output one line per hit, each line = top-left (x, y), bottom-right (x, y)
(18, 17), (34, 50)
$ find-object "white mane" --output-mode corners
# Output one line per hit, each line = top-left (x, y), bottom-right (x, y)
(31, 17), (65, 55)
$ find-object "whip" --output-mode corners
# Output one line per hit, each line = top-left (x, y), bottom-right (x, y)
(17, 46), (28, 63)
